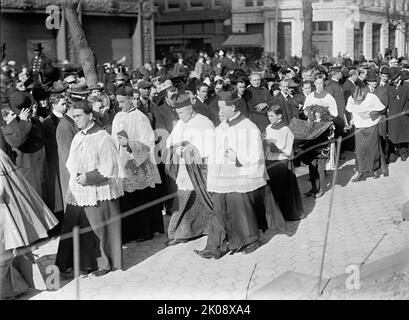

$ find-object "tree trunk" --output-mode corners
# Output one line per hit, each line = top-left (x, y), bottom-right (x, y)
(302, 0), (313, 67)
(62, 0), (98, 86)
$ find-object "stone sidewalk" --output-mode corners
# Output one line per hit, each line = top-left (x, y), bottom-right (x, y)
(28, 154), (409, 300)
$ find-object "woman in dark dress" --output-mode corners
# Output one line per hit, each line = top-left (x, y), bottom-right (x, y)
(263, 105), (304, 221)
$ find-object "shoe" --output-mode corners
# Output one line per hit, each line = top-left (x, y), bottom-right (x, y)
(352, 173), (365, 182)
(314, 192), (324, 199)
(241, 242), (260, 255)
(136, 236), (153, 242)
(383, 171), (389, 177)
(79, 268), (97, 277)
(229, 248), (240, 255)
(304, 189), (317, 197)
(194, 249), (228, 259)
(194, 249), (217, 259)
(373, 171), (381, 179)
(402, 156), (408, 162)
(60, 271), (74, 279)
(92, 269), (110, 277)
(166, 239), (188, 246)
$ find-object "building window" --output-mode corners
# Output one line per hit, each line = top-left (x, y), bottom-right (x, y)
(313, 21), (333, 32)
(312, 21), (333, 57)
(245, 0), (263, 6)
(212, 0), (222, 7)
(372, 23), (381, 58)
(166, 0), (180, 10)
(354, 22), (365, 59)
(246, 23), (264, 33)
(188, 0), (203, 9)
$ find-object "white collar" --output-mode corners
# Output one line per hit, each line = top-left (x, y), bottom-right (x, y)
(227, 112), (241, 122)
(81, 122), (95, 134)
(53, 110), (64, 118)
(196, 96), (205, 104)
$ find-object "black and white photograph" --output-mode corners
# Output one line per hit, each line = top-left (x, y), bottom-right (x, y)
(1, 0), (409, 305)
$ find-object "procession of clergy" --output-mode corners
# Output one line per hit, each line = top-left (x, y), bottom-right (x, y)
(1, 58), (409, 285)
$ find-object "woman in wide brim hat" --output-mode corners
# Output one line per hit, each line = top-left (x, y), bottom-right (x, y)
(0, 149), (58, 299)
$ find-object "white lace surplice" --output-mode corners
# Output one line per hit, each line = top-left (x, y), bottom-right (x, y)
(66, 130), (125, 207)
(111, 109), (161, 193)
(166, 114), (215, 191)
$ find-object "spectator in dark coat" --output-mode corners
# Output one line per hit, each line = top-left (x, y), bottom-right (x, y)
(387, 68), (409, 161)
(193, 82), (219, 125)
(42, 92), (66, 235)
(325, 66), (347, 139)
(243, 73), (273, 132)
(2, 92), (46, 199)
(268, 80), (299, 127)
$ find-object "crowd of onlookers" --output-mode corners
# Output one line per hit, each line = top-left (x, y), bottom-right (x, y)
(1, 41), (409, 298)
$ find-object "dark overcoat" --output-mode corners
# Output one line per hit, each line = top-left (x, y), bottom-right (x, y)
(55, 114), (79, 209)
(42, 113), (63, 213)
(387, 82), (409, 144)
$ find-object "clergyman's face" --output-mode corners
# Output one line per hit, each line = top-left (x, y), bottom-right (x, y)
(116, 95), (131, 111)
(315, 78), (324, 92)
(267, 111), (281, 125)
(176, 106), (194, 123)
(218, 101), (235, 120)
(73, 109), (92, 130)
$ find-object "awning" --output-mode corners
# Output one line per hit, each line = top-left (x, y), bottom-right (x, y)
(222, 33), (264, 48)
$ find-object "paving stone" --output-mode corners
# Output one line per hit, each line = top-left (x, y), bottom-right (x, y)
(163, 274), (183, 282)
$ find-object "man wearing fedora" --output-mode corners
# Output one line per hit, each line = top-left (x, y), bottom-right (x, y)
(30, 43), (53, 83)
(387, 67), (409, 162)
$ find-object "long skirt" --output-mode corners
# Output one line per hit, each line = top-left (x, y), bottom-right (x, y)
(205, 187), (264, 254)
(0, 150), (58, 250)
(0, 209), (31, 299)
(355, 125), (381, 173)
(266, 160), (304, 221)
(55, 204), (100, 273)
(14, 147), (46, 201)
(120, 188), (164, 244)
(167, 189), (213, 240)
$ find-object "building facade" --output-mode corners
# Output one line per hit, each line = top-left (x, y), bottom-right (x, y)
(0, 0), (231, 69)
(153, 0), (231, 63)
(0, 0), (157, 69)
(231, 0), (409, 61)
